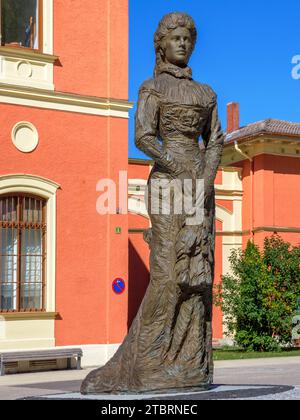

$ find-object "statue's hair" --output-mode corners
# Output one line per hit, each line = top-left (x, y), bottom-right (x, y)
(154, 12), (197, 76)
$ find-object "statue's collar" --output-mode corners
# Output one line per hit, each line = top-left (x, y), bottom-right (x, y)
(155, 63), (193, 80)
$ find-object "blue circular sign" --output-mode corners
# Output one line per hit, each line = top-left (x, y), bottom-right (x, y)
(112, 278), (126, 295)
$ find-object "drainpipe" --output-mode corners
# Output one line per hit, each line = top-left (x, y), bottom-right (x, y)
(234, 140), (254, 241)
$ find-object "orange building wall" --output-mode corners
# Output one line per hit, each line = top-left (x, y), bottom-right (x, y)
(128, 162), (152, 181)
(128, 163), (224, 340)
(128, 221), (224, 341)
(0, 104), (129, 346)
(272, 155), (300, 229)
(216, 199), (233, 214)
(54, 0), (128, 100)
(233, 154), (300, 249)
(215, 169), (223, 186)
(105, 117), (129, 344)
(128, 161), (150, 327)
(108, 0), (129, 100)
(253, 231), (300, 247)
(0, 0), (130, 349)
(127, 150), (300, 342)
(127, 152), (300, 342)
(128, 230), (150, 326)
(252, 155), (300, 247)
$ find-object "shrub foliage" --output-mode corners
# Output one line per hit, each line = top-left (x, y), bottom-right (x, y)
(215, 236), (300, 351)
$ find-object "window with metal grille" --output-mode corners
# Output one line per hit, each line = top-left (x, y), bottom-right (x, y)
(0, 195), (46, 312)
(0, 0), (43, 50)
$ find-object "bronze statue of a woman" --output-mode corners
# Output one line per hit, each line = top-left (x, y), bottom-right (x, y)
(81, 12), (224, 395)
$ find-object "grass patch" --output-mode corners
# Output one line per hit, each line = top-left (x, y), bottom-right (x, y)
(213, 347), (300, 361)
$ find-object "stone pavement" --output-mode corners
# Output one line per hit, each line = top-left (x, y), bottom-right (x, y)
(27, 385), (300, 400)
(214, 356), (300, 386)
(0, 368), (91, 400)
(0, 356), (299, 400)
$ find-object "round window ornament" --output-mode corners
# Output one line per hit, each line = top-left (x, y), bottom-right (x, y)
(12, 122), (39, 153)
(17, 61), (33, 79)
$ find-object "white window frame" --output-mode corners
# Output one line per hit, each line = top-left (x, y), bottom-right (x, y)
(0, 174), (59, 313)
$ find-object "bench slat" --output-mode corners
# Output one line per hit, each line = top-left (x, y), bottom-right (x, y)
(0, 348), (82, 376)
(1, 355), (81, 362)
(0, 349), (82, 359)
(1, 352), (82, 357)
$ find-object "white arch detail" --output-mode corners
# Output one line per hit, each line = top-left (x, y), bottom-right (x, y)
(128, 197), (149, 219)
(128, 199), (240, 229)
(216, 204), (234, 232)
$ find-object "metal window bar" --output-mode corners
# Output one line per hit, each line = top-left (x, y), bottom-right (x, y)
(0, 195), (46, 313)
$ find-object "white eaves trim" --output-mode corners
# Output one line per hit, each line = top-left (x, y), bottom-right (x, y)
(0, 84), (134, 118)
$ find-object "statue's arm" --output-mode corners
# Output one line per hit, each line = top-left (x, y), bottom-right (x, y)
(202, 101), (225, 190)
(135, 84), (182, 176)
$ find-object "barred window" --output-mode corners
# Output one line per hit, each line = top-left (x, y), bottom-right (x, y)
(0, 195), (46, 312)
(0, 0), (43, 50)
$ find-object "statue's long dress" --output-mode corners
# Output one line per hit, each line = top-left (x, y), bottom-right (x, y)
(81, 64), (224, 394)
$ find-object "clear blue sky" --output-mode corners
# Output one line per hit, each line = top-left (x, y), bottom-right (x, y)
(128, 0), (300, 159)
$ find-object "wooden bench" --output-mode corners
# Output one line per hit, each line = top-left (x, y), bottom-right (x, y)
(0, 348), (83, 376)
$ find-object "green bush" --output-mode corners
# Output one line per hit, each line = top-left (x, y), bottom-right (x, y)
(214, 236), (300, 352)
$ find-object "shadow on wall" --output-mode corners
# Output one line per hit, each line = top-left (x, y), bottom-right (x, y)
(128, 239), (150, 329)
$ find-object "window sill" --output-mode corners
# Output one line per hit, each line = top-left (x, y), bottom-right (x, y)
(0, 47), (58, 90)
(0, 312), (58, 321)
(0, 46), (58, 64)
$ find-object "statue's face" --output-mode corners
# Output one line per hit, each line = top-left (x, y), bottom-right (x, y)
(161, 27), (193, 67)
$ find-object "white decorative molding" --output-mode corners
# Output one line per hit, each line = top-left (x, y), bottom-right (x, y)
(0, 174), (60, 194)
(17, 61), (33, 79)
(11, 121), (39, 153)
(43, 0), (54, 55)
(128, 196), (149, 219)
(222, 136), (300, 165)
(128, 179), (148, 196)
(0, 48), (57, 63)
(215, 167), (244, 338)
(128, 179), (148, 186)
(128, 178), (149, 218)
(215, 167), (243, 193)
(0, 52), (55, 90)
(0, 84), (133, 118)
(216, 199), (243, 339)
